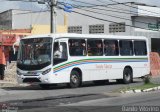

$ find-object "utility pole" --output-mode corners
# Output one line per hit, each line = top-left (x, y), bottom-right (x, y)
(38, 0), (57, 33)
(50, 0), (57, 33)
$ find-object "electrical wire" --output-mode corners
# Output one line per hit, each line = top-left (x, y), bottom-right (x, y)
(59, 0), (157, 16)
(59, 2), (158, 27)
(57, 6), (158, 31)
(108, 0), (160, 15)
(0, 0), (37, 2)
(71, 0), (160, 15)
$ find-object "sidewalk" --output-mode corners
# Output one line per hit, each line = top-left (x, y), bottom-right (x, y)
(150, 75), (160, 84)
(0, 80), (18, 87)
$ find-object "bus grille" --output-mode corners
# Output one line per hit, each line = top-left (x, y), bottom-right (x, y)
(23, 78), (41, 83)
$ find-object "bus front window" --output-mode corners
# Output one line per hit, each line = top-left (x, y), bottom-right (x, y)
(17, 37), (52, 70)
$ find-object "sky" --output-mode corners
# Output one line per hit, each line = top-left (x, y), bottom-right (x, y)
(0, 0), (160, 12)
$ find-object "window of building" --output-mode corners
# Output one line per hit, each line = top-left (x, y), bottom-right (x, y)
(87, 39), (103, 56)
(109, 22), (125, 33)
(134, 41), (147, 55)
(104, 40), (119, 56)
(69, 39), (86, 56)
(89, 24), (104, 34)
(68, 26), (82, 34)
(119, 40), (133, 56)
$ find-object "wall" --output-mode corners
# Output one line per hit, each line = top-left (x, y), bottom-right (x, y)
(138, 5), (160, 18)
(132, 16), (159, 30)
(31, 24), (67, 34)
(0, 10), (12, 29)
(31, 14), (68, 34)
(12, 10), (50, 29)
(66, 5), (133, 35)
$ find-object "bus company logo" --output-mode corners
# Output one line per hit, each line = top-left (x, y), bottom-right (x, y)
(0, 103), (18, 112)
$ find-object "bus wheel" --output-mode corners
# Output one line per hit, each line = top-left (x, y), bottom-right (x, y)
(39, 84), (51, 89)
(69, 70), (81, 88)
(123, 68), (132, 84)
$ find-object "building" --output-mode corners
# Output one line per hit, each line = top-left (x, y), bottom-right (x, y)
(0, 9), (67, 34)
(0, 2), (160, 52)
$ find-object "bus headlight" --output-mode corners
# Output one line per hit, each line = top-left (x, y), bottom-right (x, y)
(17, 70), (22, 75)
(42, 68), (51, 75)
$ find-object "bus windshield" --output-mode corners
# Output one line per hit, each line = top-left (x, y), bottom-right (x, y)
(17, 37), (52, 68)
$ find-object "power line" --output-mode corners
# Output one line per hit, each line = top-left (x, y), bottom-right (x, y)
(59, 0), (160, 18)
(70, 0), (99, 6)
(0, 0), (37, 2)
(69, 0), (123, 7)
(57, 6), (158, 31)
(13, 10), (49, 15)
(108, 0), (160, 15)
(32, 6), (46, 24)
(76, 7), (154, 25)
(59, 2), (157, 26)
(58, 2), (136, 15)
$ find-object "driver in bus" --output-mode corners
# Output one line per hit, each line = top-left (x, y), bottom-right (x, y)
(54, 46), (62, 58)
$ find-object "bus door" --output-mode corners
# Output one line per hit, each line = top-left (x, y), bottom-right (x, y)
(53, 39), (68, 65)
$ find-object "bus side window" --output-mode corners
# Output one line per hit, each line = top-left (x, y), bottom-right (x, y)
(87, 39), (103, 56)
(53, 42), (61, 58)
(120, 40), (133, 56)
(60, 42), (68, 58)
(54, 42), (68, 59)
(104, 40), (119, 56)
(134, 41), (147, 56)
(69, 39), (86, 56)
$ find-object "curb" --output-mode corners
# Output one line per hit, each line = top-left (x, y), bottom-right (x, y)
(120, 86), (160, 93)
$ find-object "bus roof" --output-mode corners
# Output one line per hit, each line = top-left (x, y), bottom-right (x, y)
(23, 33), (147, 40)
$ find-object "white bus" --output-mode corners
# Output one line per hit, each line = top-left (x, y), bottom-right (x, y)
(17, 34), (150, 89)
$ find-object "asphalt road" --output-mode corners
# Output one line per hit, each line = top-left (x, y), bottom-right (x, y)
(1, 79), (159, 112)
(0, 79), (143, 102)
(17, 90), (160, 112)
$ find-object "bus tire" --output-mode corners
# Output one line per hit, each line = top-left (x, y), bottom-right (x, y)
(123, 68), (132, 84)
(69, 70), (81, 88)
(39, 84), (51, 89)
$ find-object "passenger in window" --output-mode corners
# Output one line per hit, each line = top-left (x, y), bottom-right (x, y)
(96, 42), (103, 56)
(110, 43), (116, 55)
(81, 42), (86, 55)
(105, 42), (117, 56)
(69, 41), (76, 56)
(87, 44), (92, 56)
(75, 42), (86, 56)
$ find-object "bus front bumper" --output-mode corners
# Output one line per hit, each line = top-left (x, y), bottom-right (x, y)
(17, 75), (52, 84)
